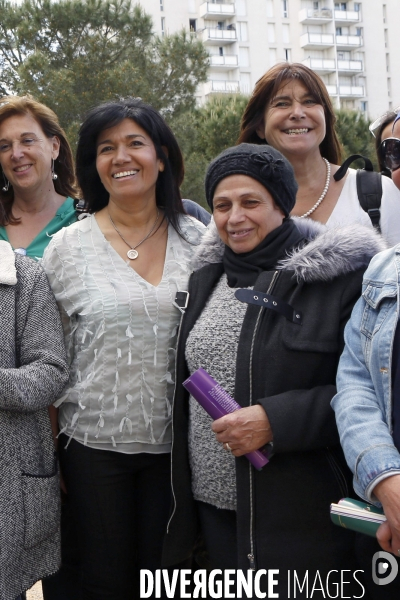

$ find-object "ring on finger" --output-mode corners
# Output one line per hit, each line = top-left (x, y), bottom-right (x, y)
(224, 442), (232, 452)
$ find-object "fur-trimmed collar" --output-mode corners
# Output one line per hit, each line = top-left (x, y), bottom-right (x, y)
(0, 241), (17, 285)
(192, 217), (387, 283)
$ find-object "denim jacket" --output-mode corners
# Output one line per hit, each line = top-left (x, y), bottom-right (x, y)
(332, 245), (400, 503)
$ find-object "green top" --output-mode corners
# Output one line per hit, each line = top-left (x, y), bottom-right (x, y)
(0, 196), (77, 261)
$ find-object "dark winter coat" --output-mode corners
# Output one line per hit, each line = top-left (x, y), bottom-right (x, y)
(163, 218), (386, 595)
(0, 241), (69, 600)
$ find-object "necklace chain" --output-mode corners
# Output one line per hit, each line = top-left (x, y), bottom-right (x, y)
(108, 209), (160, 260)
(299, 158), (331, 219)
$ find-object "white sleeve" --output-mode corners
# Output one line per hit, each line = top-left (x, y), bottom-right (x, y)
(380, 176), (400, 247)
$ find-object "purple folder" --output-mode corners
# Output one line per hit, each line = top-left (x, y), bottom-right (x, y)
(183, 367), (269, 471)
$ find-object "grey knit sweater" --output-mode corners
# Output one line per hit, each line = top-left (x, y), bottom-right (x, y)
(185, 273), (249, 510)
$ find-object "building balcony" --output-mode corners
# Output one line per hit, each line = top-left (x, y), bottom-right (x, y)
(300, 33), (334, 49)
(303, 57), (363, 75)
(337, 59), (363, 73)
(199, 2), (235, 19)
(298, 8), (332, 25)
(339, 85), (364, 97)
(326, 85), (365, 97)
(334, 10), (360, 23)
(204, 80), (240, 95)
(302, 58), (336, 74)
(209, 54), (238, 69)
(198, 27), (237, 45)
(336, 35), (363, 48)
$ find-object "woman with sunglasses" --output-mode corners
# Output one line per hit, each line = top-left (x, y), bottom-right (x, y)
(380, 115), (400, 189)
(333, 112), (400, 599)
(238, 64), (400, 247)
(369, 107), (400, 177)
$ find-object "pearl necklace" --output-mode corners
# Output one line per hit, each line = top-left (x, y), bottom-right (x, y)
(108, 209), (160, 260)
(299, 158), (331, 219)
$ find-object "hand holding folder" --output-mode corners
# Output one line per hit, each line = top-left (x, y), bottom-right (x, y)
(330, 497), (386, 537)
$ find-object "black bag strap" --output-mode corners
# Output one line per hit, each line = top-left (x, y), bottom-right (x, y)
(333, 154), (382, 232)
(356, 170), (382, 232)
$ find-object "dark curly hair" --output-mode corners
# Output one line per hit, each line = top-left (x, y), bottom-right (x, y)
(76, 98), (185, 234)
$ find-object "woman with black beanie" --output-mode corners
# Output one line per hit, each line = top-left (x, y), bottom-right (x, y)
(163, 143), (384, 598)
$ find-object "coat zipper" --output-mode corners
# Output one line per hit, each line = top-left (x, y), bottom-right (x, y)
(247, 270), (280, 571)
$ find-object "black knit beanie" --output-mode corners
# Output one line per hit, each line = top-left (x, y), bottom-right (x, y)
(205, 143), (298, 216)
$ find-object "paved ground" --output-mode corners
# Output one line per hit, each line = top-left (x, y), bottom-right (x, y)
(26, 581), (43, 600)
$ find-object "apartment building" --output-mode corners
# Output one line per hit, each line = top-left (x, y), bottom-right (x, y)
(139, 0), (400, 119)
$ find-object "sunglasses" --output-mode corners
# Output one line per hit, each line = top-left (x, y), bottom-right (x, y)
(369, 106), (400, 138)
(379, 137), (400, 172)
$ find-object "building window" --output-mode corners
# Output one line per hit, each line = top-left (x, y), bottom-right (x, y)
(269, 48), (277, 67)
(282, 23), (290, 44)
(360, 101), (367, 112)
(219, 47), (223, 56)
(282, 0), (288, 19)
(161, 17), (165, 36)
(266, 0), (274, 18)
(160, 0), (164, 11)
(236, 0), (247, 17)
(388, 77), (391, 95)
(239, 47), (250, 67)
(189, 19), (196, 32)
(237, 22), (248, 41)
(384, 29), (388, 47)
(383, 4), (387, 23)
(386, 54), (390, 72)
(354, 3), (361, 11)
(267, 23), (275, 44)
(355, 27), (362, 36)
(335, 3), (347, 10)
(336, 27), (342, 35)
(284, 48), (291, 62)
(240, 73), (251, 95)
(313, 1), (319, 9)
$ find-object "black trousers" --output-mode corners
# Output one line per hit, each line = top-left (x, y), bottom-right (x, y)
(58, 435), (171, 600)
(196, 501), (237, 569)
(41, 491), (82, 600)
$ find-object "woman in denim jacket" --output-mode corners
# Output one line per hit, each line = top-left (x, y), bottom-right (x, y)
(333, 113), (400, 598)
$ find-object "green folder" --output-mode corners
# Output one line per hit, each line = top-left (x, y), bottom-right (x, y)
(330, 497), (386, 537)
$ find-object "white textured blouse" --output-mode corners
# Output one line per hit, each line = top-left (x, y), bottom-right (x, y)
(41, 214), (205, 453)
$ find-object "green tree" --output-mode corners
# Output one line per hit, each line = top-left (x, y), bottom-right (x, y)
(335, 109), (377, 169)
(170, 93), (249, 207)
(0, 0), (209, 142)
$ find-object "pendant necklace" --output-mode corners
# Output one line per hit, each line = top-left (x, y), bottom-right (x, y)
(108, 209), (160, 260)
(299, 158), (331, 218)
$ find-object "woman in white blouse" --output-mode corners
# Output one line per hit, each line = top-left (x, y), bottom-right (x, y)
(41, 98), (205, 599)
(238, 63), (400, 247)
